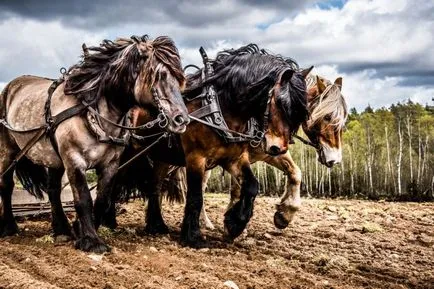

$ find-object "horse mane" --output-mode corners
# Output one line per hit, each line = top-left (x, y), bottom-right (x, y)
(64, 36), (184, 110)
(306, 74), (348, 131)
(184, 43), (308, 130)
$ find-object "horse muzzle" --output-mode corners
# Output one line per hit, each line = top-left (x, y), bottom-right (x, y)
(317, 146), (342, 168)
(167, 112), (189, 134)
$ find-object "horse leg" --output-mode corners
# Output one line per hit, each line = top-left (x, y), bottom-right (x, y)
(0, 169), (18, 237)
(224, 155), (259, 240)
(226, 174), (241, 212)
(0, 138), (18, 237)
(64, 159), (110, 253)
(264, 151), (301, 229)
(145, 162), (170, 235)
(93, 162), (120, 231)
(47, 168), (73, 239)
(226, 175), (251, 238)
(101, 196), (118, 230)
(180, 155), (206, 247)
(100, 167), (125, 230)
(199, 170), (215, 230)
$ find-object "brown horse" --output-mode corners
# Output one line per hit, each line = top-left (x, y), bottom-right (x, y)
(126, 73), (347, 233)
(200, 73), (348, 230)
(108, 44), (310, 247)
(0, 35), (188, 253)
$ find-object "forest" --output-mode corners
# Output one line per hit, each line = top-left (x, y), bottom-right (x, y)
(208, 100), (434, 201)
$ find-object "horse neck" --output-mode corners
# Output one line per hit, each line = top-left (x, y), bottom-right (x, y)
(219, 97), (256, 132)
(96, 96), (125, 136)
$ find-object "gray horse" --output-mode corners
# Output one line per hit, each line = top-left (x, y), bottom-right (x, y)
(0, 35), (189, 253)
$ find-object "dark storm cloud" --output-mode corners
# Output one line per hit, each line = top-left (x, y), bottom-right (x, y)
(0, 0), (314, 28)
(337, 62), (434, 87)
(240, 0), (316, 10)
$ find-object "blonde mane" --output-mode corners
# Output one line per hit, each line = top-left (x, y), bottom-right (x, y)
(306, 74), (348, 131)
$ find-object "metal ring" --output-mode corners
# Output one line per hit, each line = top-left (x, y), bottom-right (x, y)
(60, 67), (67, 75)
(214, 115), (223, 125)
(158, 116), (168, 128)
(250, 139), (262, 148)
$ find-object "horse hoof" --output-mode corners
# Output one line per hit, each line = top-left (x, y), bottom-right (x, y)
(75, 236), (111, 253)
(273, 211), (290, 230)
(224, 205), (251, 239)
(180, 231), (208, 248)
(0, 222), (19, 237)
(144, 222), (169, 235)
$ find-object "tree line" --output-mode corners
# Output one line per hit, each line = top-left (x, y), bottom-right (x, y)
(207, 100), (434, 201)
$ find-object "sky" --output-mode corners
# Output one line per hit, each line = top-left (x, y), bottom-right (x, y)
(0, 0), (433, 110)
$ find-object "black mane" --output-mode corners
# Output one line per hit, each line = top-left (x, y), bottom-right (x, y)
(185, 43), (308, 134)
(64, 38), (140, 110)
(64, 36), (185, 112)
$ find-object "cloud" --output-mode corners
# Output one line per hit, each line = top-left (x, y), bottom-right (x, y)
(0, 0), (315, 29)
(0, 17), (105, 82)
(0, 0), (432, 110)
(259, 0), (434, 86)
(315, 65), (434, 110)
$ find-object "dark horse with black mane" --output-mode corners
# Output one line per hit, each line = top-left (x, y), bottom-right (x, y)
(104, 44), (310, 247)
(0, 35), (189, 253)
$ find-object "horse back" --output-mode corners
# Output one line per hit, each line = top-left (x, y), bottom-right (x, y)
(2, 75), (53, 112)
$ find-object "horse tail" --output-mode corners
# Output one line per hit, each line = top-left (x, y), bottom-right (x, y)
(162, 166), (186, 204)
(15, 157), (47, 200)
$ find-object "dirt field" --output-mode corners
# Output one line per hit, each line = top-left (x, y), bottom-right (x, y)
(0, 194), (433, 289)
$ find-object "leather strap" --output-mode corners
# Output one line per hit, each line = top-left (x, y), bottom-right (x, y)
(0, 128), (46, 179)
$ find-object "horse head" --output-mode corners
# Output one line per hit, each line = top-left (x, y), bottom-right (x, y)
(65, 35), (189, 134)
(303, 75), (348, 167)
(263, 66), (312, 156)
(131, 35), (189, 133)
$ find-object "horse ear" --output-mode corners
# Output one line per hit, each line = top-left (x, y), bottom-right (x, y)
(334, 77), (342, 91)
(131, 35), (152, 57)
(316, 75), (327, 93)
(278, 69), (294, 84)
(300, 66), (314, 79)
(131, 35), (141, 44)
(82, 43), (89, 58)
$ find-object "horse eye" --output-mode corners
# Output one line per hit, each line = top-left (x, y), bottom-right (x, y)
(159, 71), (168, 81)
(324, 114), (332, 122)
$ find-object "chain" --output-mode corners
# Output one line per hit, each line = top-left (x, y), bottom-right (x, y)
(151, 88), (168, 129)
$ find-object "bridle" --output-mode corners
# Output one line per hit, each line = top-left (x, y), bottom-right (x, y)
(293, 81), (338, 152)
(0, 63), (173, 178)
(185, 46), (274, 147)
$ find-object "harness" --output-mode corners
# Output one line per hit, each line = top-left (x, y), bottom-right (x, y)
(0, 69), (170, 178)
(186, 47), (269, 147)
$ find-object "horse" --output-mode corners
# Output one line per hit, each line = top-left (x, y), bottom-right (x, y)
(106, 44), (311, 247)
(0, 35), (189, 253)
(200, 73), (348, 230)
(124, 73), (347, 233)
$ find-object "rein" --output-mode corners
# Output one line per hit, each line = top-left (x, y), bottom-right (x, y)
(293, 134), (319, 150)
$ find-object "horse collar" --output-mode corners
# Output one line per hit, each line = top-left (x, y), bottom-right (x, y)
(187, 47), (266, 145)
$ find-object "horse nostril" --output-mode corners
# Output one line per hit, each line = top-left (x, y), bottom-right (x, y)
(326, 160), (335, 167)
(269, 145), (281, 156)
(173, 114), (185, 126)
